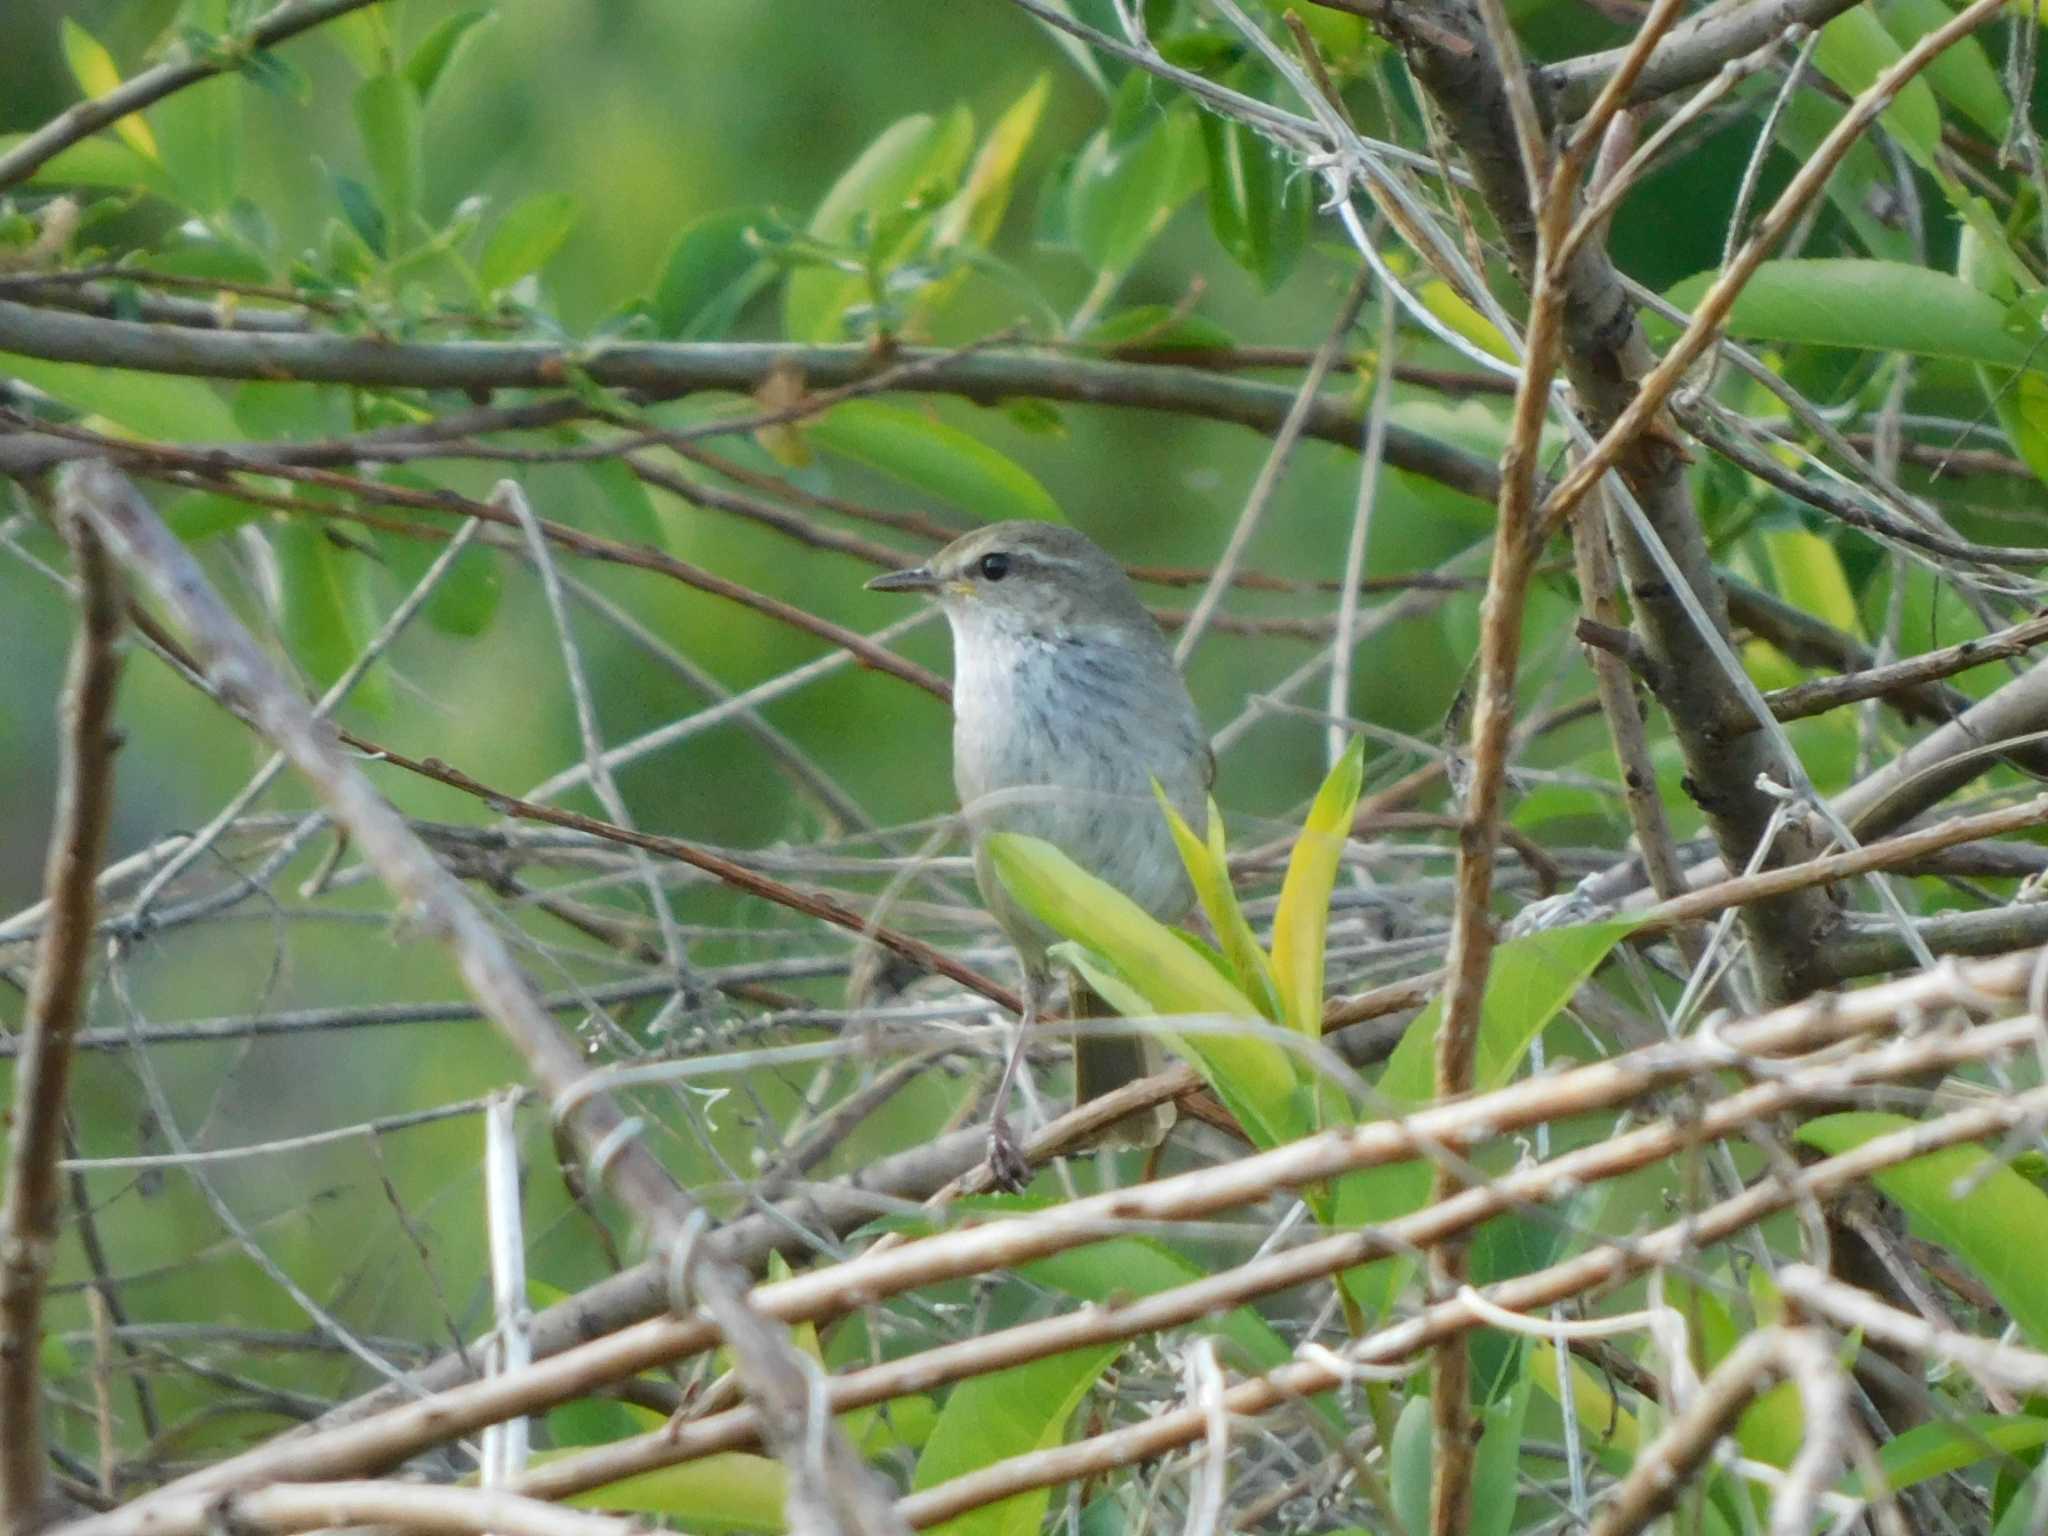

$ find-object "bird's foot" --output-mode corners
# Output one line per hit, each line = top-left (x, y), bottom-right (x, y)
(985, 1115), (1032, 1193)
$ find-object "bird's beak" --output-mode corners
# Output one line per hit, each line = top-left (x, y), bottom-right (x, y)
(866, 564), (940, 594)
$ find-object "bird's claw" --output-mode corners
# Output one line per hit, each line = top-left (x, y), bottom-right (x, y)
(986, 1119), (1032, 1193)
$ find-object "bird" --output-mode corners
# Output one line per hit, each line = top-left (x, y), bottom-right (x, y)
(867, 520), (1213, 1187)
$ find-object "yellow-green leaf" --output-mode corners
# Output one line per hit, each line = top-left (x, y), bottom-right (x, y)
(61, 20), (158, 163)
(989, 832), (1305, 1148)
(913, 1346), (1121, 1536)
(987, 834), (1257, 1021)
(811, 400), (1061, 524)
(933, 75), (1049, 251)
(784, 108), (973, 342)
(1762, 529), (1860, 641)
(1270, 739), (1364, 1038)
(1812, 8), (1942, 171)
(1157, 788), (1280, 1021)
(565, 1451), (786, 1530)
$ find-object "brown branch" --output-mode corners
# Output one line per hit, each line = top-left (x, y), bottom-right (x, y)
(1536, 0), (2007, 537)
(0, 502), (125, 1534)
(516, 1015), (2002, 1502)
(1584, 1329), (1846, 1536)
(1747, 612), (2048, 730)
(0, 0), (389, 194)
(56, 461), (910, 1536)
(71, 958), (2028, 1518)
(895, 1080), (2048, 1528)
(0, 306), (1504, 504)
(1537, 0), (1862, 117)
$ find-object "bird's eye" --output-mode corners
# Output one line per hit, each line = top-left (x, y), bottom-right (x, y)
(977, 552), (1011, 582)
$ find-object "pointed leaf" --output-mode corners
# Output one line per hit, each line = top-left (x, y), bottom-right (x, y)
(404, 8), (495, 103)
(479, 191), (579, 292)
(811, 400), (1061, 524)
(353, 73), (423, 229)
(151, 71), (241, 214)
(1659, 260), (2032, 368)
(1066, 106), (1201, 276)
(784, 109), (973, 342)
(1157, 789), (1281, 1020)
(1334, 919), (1636, 1315)
(61, 21), (158, 162)
(562, 1451), (786, 1529)
(912, 1345), (1123, 1536)
(651, 206), (775, 339)
(1813, 6), (1942, 170)
(934, 75), (1049, 250)
(1797, 1112), (2048, 1349)
(1270, 738), (1364, 1038)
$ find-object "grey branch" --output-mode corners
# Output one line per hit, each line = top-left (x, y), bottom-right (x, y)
(0, 496), (125, 1532)
(0, 301), (1501, 504)
(54, 461), (908, 1536)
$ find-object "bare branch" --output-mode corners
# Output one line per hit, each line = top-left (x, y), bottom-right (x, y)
(0, 499), (124, 1533)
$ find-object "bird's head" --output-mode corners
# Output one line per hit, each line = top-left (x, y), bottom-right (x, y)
(865, 521), (1153, 639)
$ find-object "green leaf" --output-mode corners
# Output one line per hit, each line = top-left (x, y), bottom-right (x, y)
(1772, 91), (1914, 263)
(478, 191), (579, 292)
(60, 20), (158, 163)
(1198, 109), (1309, 293)
(1017, 1235), (1339, 1424)
(166, 489), (264, 543)
(1659, 260), (2033, 368)
(651, 206), (774, 339)
(151, 71), (241, 214)
(273, 520), (388, 715)
(1812, 7), (1943, 170)
(353, 74), (422, 233)
(0, 132), (173, 195)
(373, 470), (503, 638)
(1334, 920), (1636, 1315)
(1878, 0), (2008, 139)
(327, 8), (394, 74)
(1081, 306), (1237, 352)
(562, 1450), (786, 1530)
(988, 835), (1261, 1023)
(403, 7), (495, 103)
(1270, 739), (1364, 1039)
(0, 353), (238, 441)
(1529, 1337), (1642, 1468)
(1996, 1454), (2048, 1536)
(1157, 791), (1282, 1021)
(581, 457), (665, 546)
(912, 1345), (1122, 1536)
(1390, 1395), (1432, 1536)
(1865, 1414), (2048, 1493)
(784, 109), (973, 342)
(1066, 106), (1200, 276)
(988, 832), (1305, 1150)
(1762, 529), (1861, 641)
(323, 163), (387, 258)
(933, 75), (1050, 251)
(1470, 1369), (1532, 1536)
(1797, 1113), (2048, 1349)
(811, 400), (1062, 524)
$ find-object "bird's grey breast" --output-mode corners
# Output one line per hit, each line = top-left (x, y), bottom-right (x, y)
(950, 614), (1205, 934)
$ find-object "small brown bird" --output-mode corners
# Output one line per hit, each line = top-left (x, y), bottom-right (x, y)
(868, 521), (1212, 1186)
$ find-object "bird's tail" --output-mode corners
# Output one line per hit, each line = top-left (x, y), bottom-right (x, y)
(1070, 976), (1176, 1149)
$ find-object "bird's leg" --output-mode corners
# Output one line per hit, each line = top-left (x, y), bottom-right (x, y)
(985, 974), (1045, 1192)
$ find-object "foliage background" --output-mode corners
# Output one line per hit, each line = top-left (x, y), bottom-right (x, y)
(5, 0), (2048, 1527)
